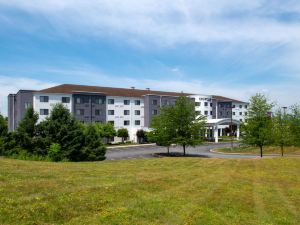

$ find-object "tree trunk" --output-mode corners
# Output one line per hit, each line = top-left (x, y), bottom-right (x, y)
(281, 145), (284, 157)
(260, 145), (263, 158)
(183, 144), (186, 156)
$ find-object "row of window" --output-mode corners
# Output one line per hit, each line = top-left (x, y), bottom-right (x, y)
(108, 99), (141, 105)
(40, 96), (70, 103)
(195, 102), (213, 107)
(107, 120), (141, 126)
(196, 110), (213, 116)
(233, 104), (248, 109)
(232, 112), (248, 116)
(108, 110), (141, 116)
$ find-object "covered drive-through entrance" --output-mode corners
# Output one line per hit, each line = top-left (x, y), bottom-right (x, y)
(205, 118), (241, 143)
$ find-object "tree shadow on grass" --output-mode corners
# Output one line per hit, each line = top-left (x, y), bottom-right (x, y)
(154, 152), (210, 158)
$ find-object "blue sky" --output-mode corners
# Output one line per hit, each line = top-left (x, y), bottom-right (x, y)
(1, 0), (300, 115)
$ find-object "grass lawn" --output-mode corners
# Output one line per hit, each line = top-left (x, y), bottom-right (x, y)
(0, 157), (300, 225)
(214, 146), (300, 155)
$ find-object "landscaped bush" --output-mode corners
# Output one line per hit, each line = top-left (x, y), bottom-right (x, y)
(0, 104), (107, 162)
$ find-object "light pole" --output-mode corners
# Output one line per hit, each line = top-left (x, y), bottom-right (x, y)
(231, 104), (233, 151)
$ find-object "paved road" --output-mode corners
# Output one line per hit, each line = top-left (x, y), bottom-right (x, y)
(106, 143), (262, 160)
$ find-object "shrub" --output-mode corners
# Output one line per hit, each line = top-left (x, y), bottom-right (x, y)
(47, 143), (62, 162)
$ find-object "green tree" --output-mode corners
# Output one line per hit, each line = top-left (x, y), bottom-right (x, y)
(272, 108), (293, 156)
(82, 124), (106, 161)
(39, 104), (85, 161)
(136, 129), (146, 144)
(0, 113), (8, 137)
(117, 128), (129, 143)
(289, 104), (300, 147)
(149, 106), (176, 154)
(15, 107), (39, 151)
(242, 93), (273, 157)
(150, 96), (206, 156)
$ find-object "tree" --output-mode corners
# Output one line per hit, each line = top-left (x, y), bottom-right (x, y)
(82, 124), (106, 161)
(39, 104), (85, 161)
(15, 107), (39, 151)
(150, 96), (206, 156)
(99, 123), (117, 144)
(0, 113), (8, 137)
(242, 93), (273, 157)
(136, 129), (146, 144)
(289, 104), (300, 147)
(148, 106), (176, 154)
(272, 108), (293, 156)
(117, 128), (129, 143)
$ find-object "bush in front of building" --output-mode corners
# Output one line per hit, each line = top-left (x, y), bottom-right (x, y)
(0, 104), (107, 162)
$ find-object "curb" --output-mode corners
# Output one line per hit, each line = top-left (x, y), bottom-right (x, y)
(209, 149), (300, 157)
(107, 143), (156, 149)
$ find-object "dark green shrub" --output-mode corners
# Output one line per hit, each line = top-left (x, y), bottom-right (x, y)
(48, 143), (62, 162)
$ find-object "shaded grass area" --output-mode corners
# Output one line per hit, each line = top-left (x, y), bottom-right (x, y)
(0, 157), (300, 225)
(215, 146), (300, 155)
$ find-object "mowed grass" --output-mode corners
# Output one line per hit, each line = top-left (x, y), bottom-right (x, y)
(215, 146), (300, 155)
(0, 157), (300, 225)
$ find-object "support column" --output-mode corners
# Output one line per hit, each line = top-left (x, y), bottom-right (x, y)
(220, 128), (223, 137)
(214, 126), (219, 143)
(237, 125), (240, 140)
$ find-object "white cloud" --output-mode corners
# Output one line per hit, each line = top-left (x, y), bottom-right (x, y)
(1, 0), (300, 45)
(0, 76), (56, 116)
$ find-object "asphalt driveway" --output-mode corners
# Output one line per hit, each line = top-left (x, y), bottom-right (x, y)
(105, 142), (262, 160)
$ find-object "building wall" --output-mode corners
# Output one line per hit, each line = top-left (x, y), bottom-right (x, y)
(191, 95), (213, 119)
(106, 96), (145, 142)
(33, 93), (72, 123)
(8, 91), (34, 131)
(232, 102), (249, 122)
(72, 94), (106, 123)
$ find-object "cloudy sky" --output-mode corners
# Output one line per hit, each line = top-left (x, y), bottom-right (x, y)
(1, 0), (300, 115)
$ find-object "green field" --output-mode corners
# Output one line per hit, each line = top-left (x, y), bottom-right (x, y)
(1, 157), (300, 225)
(214, 146), (300, 155)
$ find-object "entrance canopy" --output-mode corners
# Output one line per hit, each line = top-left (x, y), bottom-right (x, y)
(205, 118), (241, 127)
(205, 118), (241, 143)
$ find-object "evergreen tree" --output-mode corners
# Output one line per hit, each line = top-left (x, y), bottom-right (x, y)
(289, 105), (300, 147)
(0, 113), (8, 137)
(83, 124), (106, 161)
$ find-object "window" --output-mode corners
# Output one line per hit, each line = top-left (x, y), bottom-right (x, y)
(135, 110), (140, 115)
(124, 100), (130, 105)
(204, 102), (208, 107)
(232, 112), (236, 115)
(124, 110), (130, 115)
(205, 111), (208, 115)
(240, 119), (243, 122)
(93, 97), (104, 104)
(24, 102), (31, 109)
(40, 96), (49, 102)
(135, 100), (141, 105)
(95, 109), (101, 116)
(40, 109), (49, 115)
(135, 120), (140, 125)
(233, 105), (236, 108)
(239, 105), (242, 108)
(62, 97), (70, 103)
(219, 112), (223, 116)
(163, 100), (168, 105)
(210, 111), (213, 115)
(108, 99), (114, 104)
(124, 120), (130, 126)
(152, 109), (158, 115)
(210, 103), (213, 107)
(108, 121), (114, 125)
(195, 102), (200, 107)
(227, 112), (229, 116)
(108, 110), (114, 115)
(76, 97), (81, 104)
(245, 105), (248, 109)
(239, 112), (242, 115)
(152, 99), (158, 105)
(245, 112), (248, 116)
(76, 109), (84, 116)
